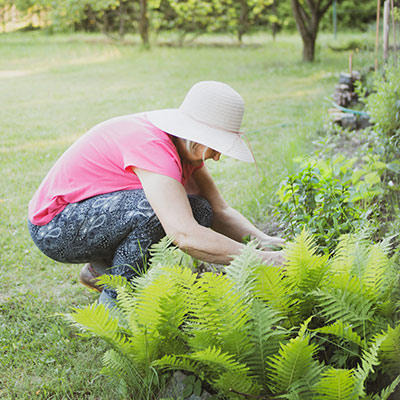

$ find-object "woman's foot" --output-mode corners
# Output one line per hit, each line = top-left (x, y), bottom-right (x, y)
(79, 263), (103, 292)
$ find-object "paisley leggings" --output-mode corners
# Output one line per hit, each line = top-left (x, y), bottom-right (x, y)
(28, 189), (213, 298)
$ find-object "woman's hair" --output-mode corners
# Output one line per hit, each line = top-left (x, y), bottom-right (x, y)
(186, 140), (208, 161)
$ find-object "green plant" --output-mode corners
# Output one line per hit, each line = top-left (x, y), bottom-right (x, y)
(363, 63), (400, 164)
(275, 153), (386, 253)
(3, 31), (367, 398)
(68, 231), (400, 399)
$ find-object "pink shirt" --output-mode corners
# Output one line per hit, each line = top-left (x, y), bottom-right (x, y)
(29, 113), (202, 225)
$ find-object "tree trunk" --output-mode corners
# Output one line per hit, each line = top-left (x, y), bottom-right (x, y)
(118, 1), (127, 39)
(302, 34), (316, 61)
(237, 0), (249, 43)
(291, 0), (333, 62)
(271, 0), (279, 41)
(139, 0), (149, 46)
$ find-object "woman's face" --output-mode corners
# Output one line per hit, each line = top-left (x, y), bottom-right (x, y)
(192, 144), (221, 165)
(177, 139), (221, 166)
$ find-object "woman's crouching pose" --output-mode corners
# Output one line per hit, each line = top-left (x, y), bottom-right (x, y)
(28, 81), (285, 306)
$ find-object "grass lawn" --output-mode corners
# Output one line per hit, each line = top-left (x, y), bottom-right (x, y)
(0, 30), (375, 399)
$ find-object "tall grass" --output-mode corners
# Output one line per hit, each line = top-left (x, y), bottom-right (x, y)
(0, 30), (375, 398)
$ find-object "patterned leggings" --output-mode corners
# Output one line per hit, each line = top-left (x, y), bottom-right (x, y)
(28, 189), (213, 298)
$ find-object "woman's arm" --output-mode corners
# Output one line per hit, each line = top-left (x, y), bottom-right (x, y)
(189, 165), (285, 249)
(134, 168), (284, 266)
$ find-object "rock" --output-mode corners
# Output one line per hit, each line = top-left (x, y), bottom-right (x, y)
(357, 114), (371, 129)
(187, 392), (212, 399)
(330, 112), (345, 123)
(340, 114), (357, 130)
(161, 371), (186, 398)
(333, 85), (355, 107)
(159, 371), (213, 400)
(339, 71), (360, 85)
(339, 72), (352, 85)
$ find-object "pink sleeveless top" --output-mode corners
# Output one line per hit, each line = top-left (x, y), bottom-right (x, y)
(29, 113), (202, 225)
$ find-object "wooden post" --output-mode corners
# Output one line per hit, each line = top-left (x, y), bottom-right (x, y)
(333, 0), (337, 39)
(349, 52), (353, 76)
(383, 0), (390, 63)
(375, 0), (381, 70)
(390, 0), (397, 60)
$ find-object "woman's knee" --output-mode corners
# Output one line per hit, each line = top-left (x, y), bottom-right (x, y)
(188, 195), (213, 228)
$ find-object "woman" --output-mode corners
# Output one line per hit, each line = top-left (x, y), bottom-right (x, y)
(28, 81), (285, 306)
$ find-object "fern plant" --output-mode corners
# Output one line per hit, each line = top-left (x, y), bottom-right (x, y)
(67, 232), (400, 399)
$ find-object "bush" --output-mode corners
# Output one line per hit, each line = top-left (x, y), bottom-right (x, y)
(274, 154), (385, 253)
(364, 63), (400, 162)
(67, 233), (400, 399)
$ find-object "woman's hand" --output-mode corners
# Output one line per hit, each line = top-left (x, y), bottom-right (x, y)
(260, 250), (286, 267)
(258, 235), (286, 250)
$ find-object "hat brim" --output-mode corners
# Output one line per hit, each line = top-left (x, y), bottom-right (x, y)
(146, 109), (254, 163)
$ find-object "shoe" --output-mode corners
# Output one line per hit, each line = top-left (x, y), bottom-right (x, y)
(79, 263), (103, 292)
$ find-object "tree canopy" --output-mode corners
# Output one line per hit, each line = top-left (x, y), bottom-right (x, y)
(1, 0), (382, 61)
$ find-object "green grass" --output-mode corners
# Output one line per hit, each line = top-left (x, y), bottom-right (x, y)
(0, 30), (375, 399)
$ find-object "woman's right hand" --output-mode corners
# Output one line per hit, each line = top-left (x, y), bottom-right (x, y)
(260, 250), (286, 267)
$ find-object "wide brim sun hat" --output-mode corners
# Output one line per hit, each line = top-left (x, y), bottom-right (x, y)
(146, 81), (254, 163)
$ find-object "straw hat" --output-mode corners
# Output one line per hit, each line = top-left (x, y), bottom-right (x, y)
(146, 81), (254, 163)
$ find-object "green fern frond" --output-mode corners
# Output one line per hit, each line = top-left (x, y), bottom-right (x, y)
(226, 240), (263, 301)
(160, 263), (198, 291)
(315, 320), (366, 349)
(115, 285), (137, 317)
(68, 303), (131, 352)
(152, 354), (200, 375)
(298, 316), (313, 338)
(379, 324), (400, 375)
(244, 300), (288, 388)
(331, 234), (394, 304)
(157, 347), (261, 399)
(284, 229), (316, 281)
(156, 292), (191, 355)
(190, 346), (250, 374)
(128, 265), (197, 365)
(191, 345), (261, 397)
(131, 259), (171, 293)
(187, 272), (252, 356)
(362, 243), (390, 301)
(96, 273), (129, 291)
(332, 233), (368, 276)
(128, 266), (196, 362)
(353, 334), (386, 398)
(101, 348), (144, 389)
(253, 265), (296, 316)
(313, 283), (375, 333)
(134, 272), (177, 333)
(148, 235), (184, 268)
(266, 332), (322, 396)
(313, 368), (356, 400)
(333, 230), (373, 267)
(213, 369), (262, 399)
(327, 272), (370, 297)
(284, 230), (330, 293)
(133, 264), (195, 329)
(372, 375), (400, 400)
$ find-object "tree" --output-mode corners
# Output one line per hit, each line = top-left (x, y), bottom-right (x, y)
(139, 0), (149, 45)
(320, 0), (377, 31)
(291, 0), (336, 61)
(151, 0), (278, 45)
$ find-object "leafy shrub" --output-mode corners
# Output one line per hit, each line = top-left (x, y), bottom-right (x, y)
(67, 232), (400, 399)
(327, 37), (375, 52)
(355, 63), (400, 243)
(363, 63), (400, 163)
(365, 64), (400, 138)
(275, 154), (385, 253)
